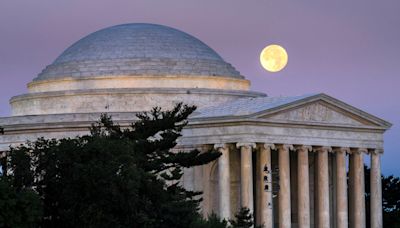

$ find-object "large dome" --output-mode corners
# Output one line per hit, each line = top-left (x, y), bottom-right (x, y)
(35, 23), (242, 81)
(11, 23), (261, 117)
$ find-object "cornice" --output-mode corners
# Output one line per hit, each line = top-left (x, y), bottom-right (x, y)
(187, 118), (388, 132)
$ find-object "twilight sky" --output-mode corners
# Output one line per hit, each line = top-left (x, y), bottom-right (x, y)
(0, 0), (399, 175)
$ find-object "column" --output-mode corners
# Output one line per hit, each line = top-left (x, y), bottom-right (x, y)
(370, 149), (383, 228)
(278, 144), (293, 228)
(334, 147), (349, 228)
(181, 147), (196, 191)
(256, 143), (275, 228)
(350, 148), (366, 228)
(183, 167), (194, 191)
(201, 145), (212, 217)
(315, 146), (331, 228)
(237, 142), (256, 214)
(194, 164), (204, 207)
(215, 144), (231, 219)
(296, 145), (312, 228)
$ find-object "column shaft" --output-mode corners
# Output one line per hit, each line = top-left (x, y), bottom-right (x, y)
(316, 147), (331, 228)
(297, 146), (311, 228)
(257, 144), (274, 228)
(239, 143), (255, 214)
(183, 167), (194, 191)
(370, 151), (383, 228)
(335, 148), (349, 228)
(350, 149), (366, 228)
(278, 145), (292, 228)
(216, 144), (231, 219)
(201, 145), (212, 217)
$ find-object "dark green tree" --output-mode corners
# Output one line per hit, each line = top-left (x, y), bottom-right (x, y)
(192, 207), (261, 228)
(191, 212), (228, 228)
(381, 175), (400, 227)
(364, 165), (400, 228)
(0, 177), (43, 228)
(2, 103), (222, 228)
(229, 207), (260, 228)
(0, 125), (43, 228)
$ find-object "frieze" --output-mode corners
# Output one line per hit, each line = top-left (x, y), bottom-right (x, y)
(264, 102), (368, 126)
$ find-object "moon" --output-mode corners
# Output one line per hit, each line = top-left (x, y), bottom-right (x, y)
(260, 44), (288, 72)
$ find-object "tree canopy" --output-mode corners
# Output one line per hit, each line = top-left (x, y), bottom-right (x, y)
(364, 165), (400, 227)
(229, 207), (261, 228)
(0, 104), (224, 227)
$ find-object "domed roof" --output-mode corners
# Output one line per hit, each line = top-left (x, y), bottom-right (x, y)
(34, 23), (242, 81)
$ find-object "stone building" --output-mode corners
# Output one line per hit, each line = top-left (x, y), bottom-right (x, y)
(0, 23), (391, 227)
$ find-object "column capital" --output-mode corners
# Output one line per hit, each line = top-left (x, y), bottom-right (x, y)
(276, 144), (294, 151)
(333, 147), (350, 154)
(313, 146), (332, 153)
(350, 147), (368, 155)
(260, 143), (275, 150)
(236, 142), (256, 149)
(214, 143), (229, 150)
(294, 145), (312, 152)
(369, 148), (384, 155)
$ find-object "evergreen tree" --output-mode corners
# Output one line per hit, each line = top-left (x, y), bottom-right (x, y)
(229, 207), (261, 228)
(364, 165), (400, 227)
(191, 212), (228, 228)
(1, 103), (222, 228)
(0, 126), (43, 227)
(0, 177), (42, 228)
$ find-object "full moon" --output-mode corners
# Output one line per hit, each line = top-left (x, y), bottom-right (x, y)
(260, 44), (288, 72)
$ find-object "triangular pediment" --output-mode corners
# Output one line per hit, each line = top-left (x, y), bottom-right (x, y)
(259, 101), (372, 126)
(251, 93), (393, 129)
(193, 93), (391, 129)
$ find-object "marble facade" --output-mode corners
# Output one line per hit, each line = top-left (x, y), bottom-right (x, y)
(0, 23), (391, 227)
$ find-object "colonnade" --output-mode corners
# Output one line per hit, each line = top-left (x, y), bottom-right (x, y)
(212, 143), (383, 228)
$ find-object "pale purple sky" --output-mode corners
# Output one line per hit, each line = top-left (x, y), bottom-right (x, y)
(0, 1), (399, 175)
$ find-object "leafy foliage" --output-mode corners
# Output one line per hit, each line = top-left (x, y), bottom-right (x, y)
(1, 103), (222, 228)
(382, 175), (400, 212)
(229, 207), (262, 228)
(191, 208), (261, 228)
(190, 212), (228, 228)
(0, 177), (42, 228)
(364, 165), (400, 227)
